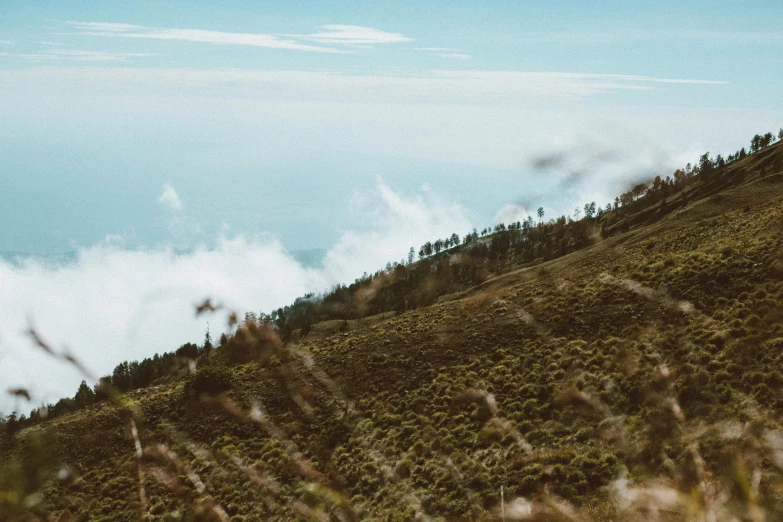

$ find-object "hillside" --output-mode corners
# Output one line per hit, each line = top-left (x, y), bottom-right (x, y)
(4, 141), (783, 521)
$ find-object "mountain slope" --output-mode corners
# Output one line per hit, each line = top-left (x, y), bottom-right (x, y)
(4, 142), (783, 521)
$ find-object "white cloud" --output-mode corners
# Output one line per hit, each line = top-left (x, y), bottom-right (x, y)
(296, 25), (412, 45)
(493, 204), (529, 225)
(415, 47), (471, 60)
(0, 67), (727, 106)
(0, 40), (15, 45)
(322, 179), (471, 280)
(65, 21), (349, 54)
(158, 183), (184, 212)
(415, 47), (461, 52)
(0, 180), (472, 415)
(0, 66), (735, 174)
(49, 49), (155, 61)
(66, 21), (144, 32)
(0, 49), (154, 62)
(429, 71), (728, 91)
(437, 53), (470, 60)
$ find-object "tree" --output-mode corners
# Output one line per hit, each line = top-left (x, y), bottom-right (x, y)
(407, 247), (415, 265)
(176, 342), (199, 360)
(574, 207), (581, 220)
(94, 376), (112, 402)
(779, 128), (783, 141)
(73, 380), (95, 409)
(584, 202), (596, 220)
(203, 325), (213, 353)
(537, 207), (544, 224)
(450, 233), (460, 247)
(697, 152), (717, 182)
(631, 183), (648, 200)
(751, 135), (762, 153)
(5, 412), (18, 436)
(112, 362), (131, 391)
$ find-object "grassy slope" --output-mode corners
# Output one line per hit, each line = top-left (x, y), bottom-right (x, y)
(7, 142), (783, 521)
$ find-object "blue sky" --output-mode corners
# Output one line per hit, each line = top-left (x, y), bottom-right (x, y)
(1, 1), (782, 412)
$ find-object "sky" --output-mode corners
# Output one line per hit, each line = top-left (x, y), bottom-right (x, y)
(1, 0), (782, 414)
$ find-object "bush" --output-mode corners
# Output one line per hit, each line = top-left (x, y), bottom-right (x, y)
(184, 366), (233, 397)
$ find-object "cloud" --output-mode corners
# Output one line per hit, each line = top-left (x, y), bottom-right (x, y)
(0, 40), (15, 45)
(438, 53), (470, 60)
(0, 65), (737, 174)
(415, 47), (471, 60)
(493, 204), (529, 225)
(66, 22), (144, 33)
(0, 180), (472, 415)
(430, 71), (728, 91)
(0, 67), (727, 106)
(295, 25), (412, 45)
(415, 47), (470, 60)
(0, 49), (154, 62)
(322, 178), (471, 281)
(415, 47), (461, 52)
(517, 138), (685, 220)
(65, 21), (351, 54)
(158, 183), (184, 212)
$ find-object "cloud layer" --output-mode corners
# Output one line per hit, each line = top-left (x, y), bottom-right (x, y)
(0, 66), (727, 106)
(0, 180), (471, 415)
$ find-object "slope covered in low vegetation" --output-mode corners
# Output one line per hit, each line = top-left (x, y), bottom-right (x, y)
(3, 137), (783, 521)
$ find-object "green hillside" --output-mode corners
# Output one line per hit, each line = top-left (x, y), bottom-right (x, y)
(4, 139), (783, 521)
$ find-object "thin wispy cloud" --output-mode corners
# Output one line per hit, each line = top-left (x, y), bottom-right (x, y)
(0, 67), (727, 105)
(431, 70), (728, 88)
(295, 24), (412, 45)
(416, 47), (471, 60)
(65, 21), (363, 54)
(0, 49), (154, 62)
(415, 47), (461, 52)
(513, 28), (783, 45)
(66, 21), (144, 33)
(438, 53), (470, 60)
(0, 40), (15, 45)
(50, 49), (155, 61)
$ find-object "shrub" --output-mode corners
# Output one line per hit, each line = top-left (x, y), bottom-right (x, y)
(184, 366), (233, 397)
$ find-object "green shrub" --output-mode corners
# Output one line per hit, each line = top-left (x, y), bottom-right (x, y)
(184, 366), (233, 397)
